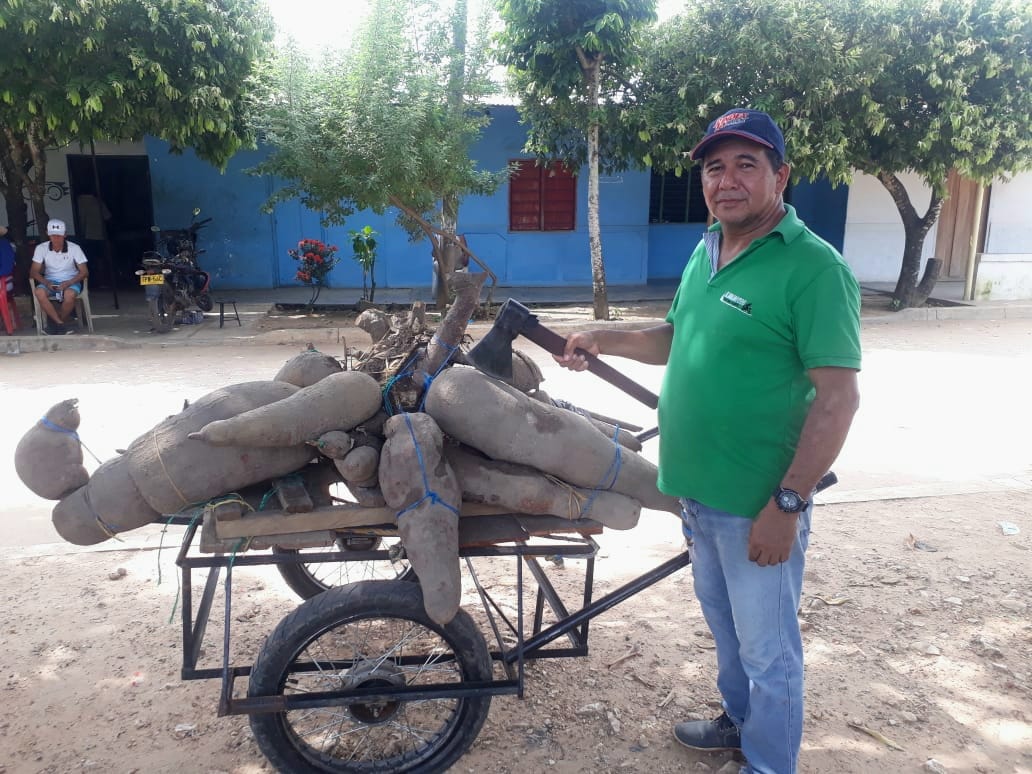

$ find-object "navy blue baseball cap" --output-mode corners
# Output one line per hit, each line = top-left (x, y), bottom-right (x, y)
(689, 108), (786, 163)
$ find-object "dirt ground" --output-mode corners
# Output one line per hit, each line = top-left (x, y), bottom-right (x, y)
(0, 491), (1028, 774)
(2, 314), (1030, 774)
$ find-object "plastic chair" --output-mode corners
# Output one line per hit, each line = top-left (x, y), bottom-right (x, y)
(0, 275), (19, 335)
(30, 277), (94, 334)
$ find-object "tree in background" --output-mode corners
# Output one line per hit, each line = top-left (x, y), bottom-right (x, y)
(497, 0), (657, 321)
(636, 0), (1032, 309)
(0, 0), (273, 269)
(254, 0), (503, 310)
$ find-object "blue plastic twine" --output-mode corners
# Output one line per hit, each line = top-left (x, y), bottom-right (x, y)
(395, 411), (460, 520)
(580, 424), (623, 517)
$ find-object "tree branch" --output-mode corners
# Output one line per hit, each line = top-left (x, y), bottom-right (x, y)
(387, 194), (498, 299)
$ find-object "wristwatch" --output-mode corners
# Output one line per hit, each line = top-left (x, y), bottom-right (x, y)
(773, 486), (810, 513)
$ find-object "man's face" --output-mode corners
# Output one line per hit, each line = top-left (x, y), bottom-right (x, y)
(700, 138), (790, 231)
(49, 234), (65, 249)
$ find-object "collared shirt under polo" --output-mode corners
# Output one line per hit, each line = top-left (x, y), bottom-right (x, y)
(657, 205), (861, 518)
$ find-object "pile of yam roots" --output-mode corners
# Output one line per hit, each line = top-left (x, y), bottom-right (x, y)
(14, 273), (678, 624)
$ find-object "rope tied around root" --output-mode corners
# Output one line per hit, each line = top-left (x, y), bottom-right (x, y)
(579, 425), (623, 517)
(152, 426), (190, 508)
(395, 412), (460, 521)
(40, 415), (103, 465)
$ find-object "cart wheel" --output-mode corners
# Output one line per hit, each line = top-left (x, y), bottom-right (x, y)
(274, 536), (415, 600)
(249, 580), (492, 773)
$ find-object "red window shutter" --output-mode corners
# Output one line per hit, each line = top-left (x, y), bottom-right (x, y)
(542, 162), (575, 231)
(508, 159), (576, 231)
(509, 160), (542, 231)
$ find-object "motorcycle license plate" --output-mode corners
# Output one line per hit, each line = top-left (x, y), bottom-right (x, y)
(140, 274), (165, 286)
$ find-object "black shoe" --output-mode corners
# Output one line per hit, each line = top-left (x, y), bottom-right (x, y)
(43, 322), (63, 335)
(673, 711), (742, 751)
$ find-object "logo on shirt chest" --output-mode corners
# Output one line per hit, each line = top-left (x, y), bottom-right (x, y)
(720, 291), (753, 316)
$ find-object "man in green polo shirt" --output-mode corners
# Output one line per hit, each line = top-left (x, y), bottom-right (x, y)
(556, 108), (861, 774)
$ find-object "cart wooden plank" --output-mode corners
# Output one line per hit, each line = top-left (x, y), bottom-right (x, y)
(214, 501), (606, 544)
(214, 502), (515, 540)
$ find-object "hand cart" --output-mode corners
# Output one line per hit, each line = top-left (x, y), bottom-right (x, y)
(171, 510), (692, 773)
(171, 470), (838, 773)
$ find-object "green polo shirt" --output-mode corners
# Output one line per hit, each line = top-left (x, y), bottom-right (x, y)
(657, 205), (861, 518)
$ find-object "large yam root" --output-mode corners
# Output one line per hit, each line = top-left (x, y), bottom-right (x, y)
(334, 445), (379, 486)
(274, 347), (344, 387)
(356, 309), (390, 343)
(309, 430), (353, 459)
(380, 413), (461, 625)
(445, 445), (640, 529)
(189, 371), (381, 448)
(52, 454), (161, 545)
(426, 367), (679, 515)
(509, 349), (543, 393)
(126, 381), (314, 514)
(15, 399), (90, 500)
(529, 391), (642, 452)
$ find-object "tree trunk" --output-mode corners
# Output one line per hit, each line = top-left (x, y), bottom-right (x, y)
(436, 195), (460, 310)
(877, 172), (943, 310)
(432, 0), (469, 313)
(581, 51), (609, 321)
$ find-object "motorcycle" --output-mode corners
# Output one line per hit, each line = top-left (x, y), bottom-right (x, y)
(136, 209), (214, 333)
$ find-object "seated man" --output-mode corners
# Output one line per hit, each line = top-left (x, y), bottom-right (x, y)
(30, 219), (89, 335)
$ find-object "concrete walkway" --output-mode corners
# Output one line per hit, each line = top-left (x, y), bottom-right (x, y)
(4, 279), (1031, 354)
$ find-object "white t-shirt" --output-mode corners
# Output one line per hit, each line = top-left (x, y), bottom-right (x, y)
(32, 240), (88, 283)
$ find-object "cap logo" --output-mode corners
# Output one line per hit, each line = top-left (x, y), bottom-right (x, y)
(712, 111), (750, 131)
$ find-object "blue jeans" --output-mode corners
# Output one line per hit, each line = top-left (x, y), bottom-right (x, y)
(681, 499), (812, 774)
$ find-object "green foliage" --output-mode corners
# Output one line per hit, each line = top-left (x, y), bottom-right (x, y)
(0, 0), (274, 168)
(349, 225), (379, 302)
(497, 0), (658, 169)
(253, 0), (505, 236)
(636, 0), (1032, 194)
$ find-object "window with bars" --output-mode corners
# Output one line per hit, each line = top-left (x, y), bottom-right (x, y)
(649, 167), (709, 224)
(649, 166), (793, 224)
(509, 160), (576, 231)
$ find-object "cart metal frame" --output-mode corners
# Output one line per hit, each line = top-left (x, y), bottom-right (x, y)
(172, 517), (692, 717)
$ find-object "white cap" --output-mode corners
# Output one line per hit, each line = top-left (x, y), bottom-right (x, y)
(47, 219), (66, 236)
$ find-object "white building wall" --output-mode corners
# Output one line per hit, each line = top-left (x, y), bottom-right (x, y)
(841, 171), (937, 283)
(983, 176), (1032, 254)
(975, 174), (1032, 300)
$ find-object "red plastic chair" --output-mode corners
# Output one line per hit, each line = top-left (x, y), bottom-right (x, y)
(0, 275), (19, 335)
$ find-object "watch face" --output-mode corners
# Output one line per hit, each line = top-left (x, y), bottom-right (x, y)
(776, 490), (804, 512)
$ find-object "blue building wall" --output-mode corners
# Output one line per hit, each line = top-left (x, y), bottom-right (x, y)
(645, 177), (849, 280)
(145, 106), (848, 291)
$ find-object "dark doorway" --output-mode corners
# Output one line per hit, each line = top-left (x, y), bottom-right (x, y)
(66, 154), (155, 291)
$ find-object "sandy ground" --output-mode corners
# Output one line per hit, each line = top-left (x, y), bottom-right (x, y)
(0, 495), (1028, 774)
(1, 316), (1030, 773)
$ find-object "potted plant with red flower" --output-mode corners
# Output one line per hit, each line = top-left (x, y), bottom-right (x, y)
(288, 238), (339, 309)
